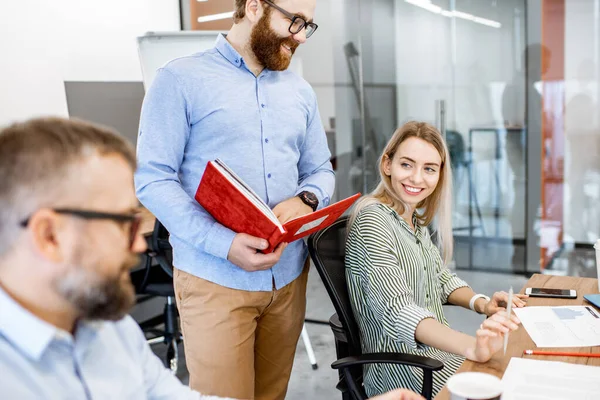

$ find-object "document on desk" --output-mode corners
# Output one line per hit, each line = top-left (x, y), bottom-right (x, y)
(513, 306), (600, 347)
(501, 358), (600, 400)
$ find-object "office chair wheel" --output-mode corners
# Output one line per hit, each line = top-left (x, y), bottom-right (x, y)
(166, 338), (179, 375)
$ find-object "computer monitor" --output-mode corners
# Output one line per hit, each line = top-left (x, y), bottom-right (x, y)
(64, 81), (145, 147)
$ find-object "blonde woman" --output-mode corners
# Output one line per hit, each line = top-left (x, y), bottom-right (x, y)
(345, 121), (526, 397)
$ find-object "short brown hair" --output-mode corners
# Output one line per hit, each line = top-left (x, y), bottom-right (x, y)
(233, 0), (247, 23)
(0, 117), (136, 256)
(233, 0), (274, 23)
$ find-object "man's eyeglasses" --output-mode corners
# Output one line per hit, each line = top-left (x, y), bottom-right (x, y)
(20, 208), (142, 250)
(262, 0), (318, 39)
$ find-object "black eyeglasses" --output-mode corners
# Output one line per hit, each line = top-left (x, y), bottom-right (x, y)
(20, 208), (142, 249)
(262, 0), (318, 39)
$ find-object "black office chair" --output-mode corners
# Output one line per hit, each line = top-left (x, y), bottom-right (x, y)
(136, 220), (181, 374)
(307, 216), (443, 400)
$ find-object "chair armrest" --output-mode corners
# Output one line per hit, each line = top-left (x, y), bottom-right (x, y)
(330, 313), (342, 328)
(332, 352), (444, 372)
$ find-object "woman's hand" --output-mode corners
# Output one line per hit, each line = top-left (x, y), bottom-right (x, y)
(482, 291), (528, 317)
(465, 310), (521, 363)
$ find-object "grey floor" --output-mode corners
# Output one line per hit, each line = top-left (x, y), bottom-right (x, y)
(150, 265), (529, 399)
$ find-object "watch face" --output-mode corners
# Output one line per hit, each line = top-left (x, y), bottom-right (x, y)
(299, 191), (318, 210)
(304, 192), (318, 204)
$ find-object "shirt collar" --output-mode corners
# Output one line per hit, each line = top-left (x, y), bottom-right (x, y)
(0, 287), (102, 361)
(381, 203), (424, 238)
(215, 33), (244, 69)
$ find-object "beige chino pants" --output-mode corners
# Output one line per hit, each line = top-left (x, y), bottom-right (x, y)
(173, 262), (309, 400)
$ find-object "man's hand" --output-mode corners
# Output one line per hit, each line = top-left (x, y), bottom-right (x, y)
(370, 389), (425, 400)
(227, 233), (287, 272)
(465, 310), (521, 363)
(272, 196), (313, 224)
(481, 291), (528, 317)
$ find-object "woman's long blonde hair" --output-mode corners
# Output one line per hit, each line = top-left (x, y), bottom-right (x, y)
(348, 121), (454, 265)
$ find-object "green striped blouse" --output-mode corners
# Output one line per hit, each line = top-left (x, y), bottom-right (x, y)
(345, 203), (469, 397)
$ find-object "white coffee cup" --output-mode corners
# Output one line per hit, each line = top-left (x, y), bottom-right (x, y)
(447, 372), (502, 400)
(594, 239), (600, 291)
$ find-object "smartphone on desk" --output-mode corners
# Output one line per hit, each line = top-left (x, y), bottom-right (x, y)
(584, 294), (600, 309)
(525, 287), (577, 299)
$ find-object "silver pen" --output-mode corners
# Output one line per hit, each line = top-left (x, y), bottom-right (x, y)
(504, 286), (514, 355)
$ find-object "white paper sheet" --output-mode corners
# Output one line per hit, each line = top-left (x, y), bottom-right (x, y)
(513, 306), (600, 347)
(501, 358), (600, 400)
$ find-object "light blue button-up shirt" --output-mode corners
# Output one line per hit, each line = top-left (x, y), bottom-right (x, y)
(135, 34), (335, 291)
(0, 288), (221, 400)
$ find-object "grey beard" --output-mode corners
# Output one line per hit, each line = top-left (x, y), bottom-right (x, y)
(54, 266), (135, 321)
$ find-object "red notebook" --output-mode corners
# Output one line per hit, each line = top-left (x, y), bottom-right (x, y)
(195, 159), (361, 253)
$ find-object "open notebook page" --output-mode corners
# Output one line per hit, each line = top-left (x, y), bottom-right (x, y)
(214, 159), (284, 233)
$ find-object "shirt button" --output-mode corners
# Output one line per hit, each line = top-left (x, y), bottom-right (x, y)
(268, 173), (272, 178)
(265, 138), (269, 143)
(261, 103), (266, 108)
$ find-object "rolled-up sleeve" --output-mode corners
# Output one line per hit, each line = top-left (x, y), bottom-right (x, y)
(438, 268), (469, 305)
(348, 212), (435, 350)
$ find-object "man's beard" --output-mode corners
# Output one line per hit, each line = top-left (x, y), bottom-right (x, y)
(54, 253), (140, 321)
(250, 9), (299, 71)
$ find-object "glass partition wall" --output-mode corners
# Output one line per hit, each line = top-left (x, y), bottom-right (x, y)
(537, 0), (600, 278)
(321, 0), (530, 273)
(296, 0), (600, 276)
(392, 0), (529, 273)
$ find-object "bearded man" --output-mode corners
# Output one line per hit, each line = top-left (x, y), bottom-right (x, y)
(134, 1), (335, 399)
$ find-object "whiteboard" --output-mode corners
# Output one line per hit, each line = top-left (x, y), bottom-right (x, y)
(136, 31), (224, 90)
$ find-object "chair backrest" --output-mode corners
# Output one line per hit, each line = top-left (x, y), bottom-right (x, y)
(308, 215), (362, 354)
(149, 219), (174, 278)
